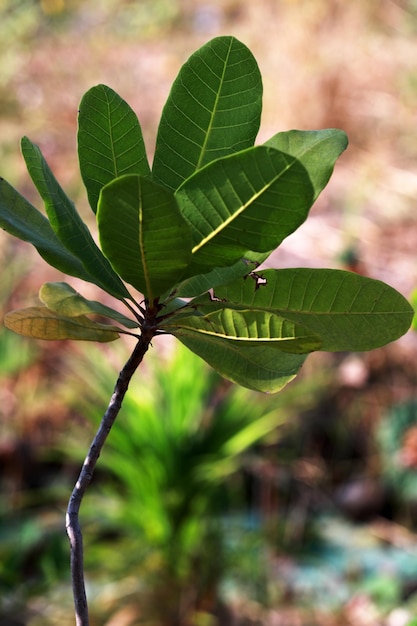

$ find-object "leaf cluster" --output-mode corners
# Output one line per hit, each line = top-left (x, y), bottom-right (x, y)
(0, 36), (413, 391)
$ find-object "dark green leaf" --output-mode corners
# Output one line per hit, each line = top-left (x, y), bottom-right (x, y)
(21, 136), (130, 299)
(0, 177), (95, 281)
(4, 306), (120, 342)
(215, 268), (414, 351)
(175, 146), (314, 277)
(152, 36), (262, 191)
(97, 174), (192, 301)
(173, 330), (307, 392)
(171, 251), (268, 299)
(78, 84), (150, 213)
(39, 282), (139, 328)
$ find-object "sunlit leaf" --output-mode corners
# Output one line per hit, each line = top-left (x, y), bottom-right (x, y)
(152, 36), (262, 191)
(97, 174), (192, 301)
(264, 129), (348, 202)
(215, 268), (414, 351)
(78, 84), (150, 213)
(21, 137), (130, 299)
(39, 282), (139, 328)
(175, 146), (314, 278)
(167, 308), (322, 353)
(4, 307), (120, 342)
(410, 288), (417, 331)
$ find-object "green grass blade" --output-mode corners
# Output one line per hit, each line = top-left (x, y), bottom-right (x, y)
(4, 306), (120, 342)
(21, 136), (130, 299)
(0, 177), (97, 282)
(78, 84), (150, 213)
(152, 36), (262, 191)
(175, 146), (314, 277)
(97, 174), (192, 301)
(215, 268), (414, 351)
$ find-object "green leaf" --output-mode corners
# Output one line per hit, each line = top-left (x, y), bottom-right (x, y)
(264, 129), (348, 202)
(175, 146), (314, 277)
(97, 174), (192, 301)
(152, 35), (262, 191)
(4, 307), (120, 342)
(21, 136), (130, 299)
(171, 251), (268, 299)
(0, 177), (96, 282)
(215, 268), (414, 351)
(173, 330), (307, 393)
(167, 307), (322, 353)
(410, 289), (417, 331)
(39, 282), (139, 329)
(78, 84), (150, 213)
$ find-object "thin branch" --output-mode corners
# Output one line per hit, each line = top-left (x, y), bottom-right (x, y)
(122, 297), (144, 323)
(66, 330), (154, 626)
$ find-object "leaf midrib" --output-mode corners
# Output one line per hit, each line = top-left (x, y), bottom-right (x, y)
(198, 299), (406, 318)
(177, 325), (302, 343)
(38, 157), (121, 283)
(105, 91), (119, 179)
(137, 181), (153, 301)
(191, 156), (293, 254)
(195, 38), (233, 171)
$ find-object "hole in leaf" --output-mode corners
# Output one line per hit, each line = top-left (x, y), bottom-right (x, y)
(245, 272), (268, 290)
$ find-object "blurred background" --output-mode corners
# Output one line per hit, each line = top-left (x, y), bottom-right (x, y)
(1, 1), (417, 624)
